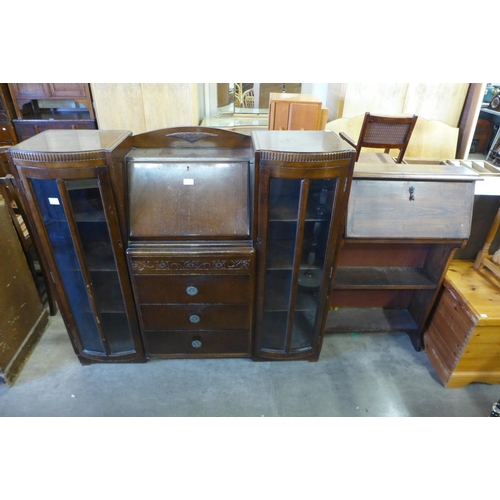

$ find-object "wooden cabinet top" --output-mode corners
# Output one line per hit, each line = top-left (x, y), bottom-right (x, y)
(269, 93), (322, 104)
(252, 130), (353, 154)
(353, 161), (480, 181)
(445, 261), (500, 325)
(8, 129), (130, 154)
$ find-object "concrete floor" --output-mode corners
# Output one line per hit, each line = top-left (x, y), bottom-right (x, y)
(1, 312), (499, 417)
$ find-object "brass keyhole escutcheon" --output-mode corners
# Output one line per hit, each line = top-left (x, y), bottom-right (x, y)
(409, 186), (415, 201)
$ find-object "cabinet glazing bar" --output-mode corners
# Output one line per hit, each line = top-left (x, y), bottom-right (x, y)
(285, 178), (309, 353)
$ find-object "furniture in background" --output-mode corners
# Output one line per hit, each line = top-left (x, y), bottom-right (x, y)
(252, 131), (354, 360)
(326, 115), (460, 160)
(338, 112), (418, 163)
(0, 176), (57, 316)
(442, 158), (500, 260)
(0, 83), (18, 176)
(470, 118), (494, 154)
(7, 130), (145, 364)
(0, 194), (49, 385)
(473, 202), (500, 280)
(337, 83), (475, 158)
(0, 83), (18, 147)
(424, 260), (500, 387)
(8, 84), (95, 119)
(268, 93), (328, 131)
(479, 108), (500, 163)
(7, 83), (96, 141)
(241, 88), (255, 108)
(0, 149), (12, 177)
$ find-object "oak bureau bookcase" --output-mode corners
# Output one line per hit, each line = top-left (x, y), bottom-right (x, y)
(7, 127), (479, 365)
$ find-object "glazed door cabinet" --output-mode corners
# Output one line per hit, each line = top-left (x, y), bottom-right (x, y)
(8, 131), (144, 364)
(252, 131), (354, 360)
(8, 83), (95, 119)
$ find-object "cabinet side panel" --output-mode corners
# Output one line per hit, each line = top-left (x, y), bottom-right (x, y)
(288, 102), (322, 130)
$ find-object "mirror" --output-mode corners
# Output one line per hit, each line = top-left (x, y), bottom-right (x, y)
(216, 83), (302, 116)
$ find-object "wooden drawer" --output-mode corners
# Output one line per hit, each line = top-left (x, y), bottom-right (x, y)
(140, 304), (250, 330)
(134, 274), (251, 304)
(346, 179), (474, 238)
(13, 119), (96, 142)
(144, 330), (251, 357)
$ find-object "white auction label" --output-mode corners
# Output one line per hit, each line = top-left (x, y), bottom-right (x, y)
(48, 197), (60, 205)
(183, 179), (194, 185)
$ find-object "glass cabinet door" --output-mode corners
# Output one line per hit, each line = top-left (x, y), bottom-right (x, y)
(259, 176), (339, 356)
(30, 175), (138, 358)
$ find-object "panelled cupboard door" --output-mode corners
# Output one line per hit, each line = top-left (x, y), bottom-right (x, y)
(9, 83), (88, 100)
(9, 83), (47, 100)
(15, 164), (145, 363)
(45, 83), (88, 98)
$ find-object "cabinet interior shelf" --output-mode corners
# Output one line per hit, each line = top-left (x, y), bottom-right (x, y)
(333, 266), (437, 289)
(75, 213), (106, 222)
(326, 307), (419, 334)
(266, 240), (324, 270)
(269, 198), (330, 222)
(19, 109), (93, 120)
(51, 212), (106, 223)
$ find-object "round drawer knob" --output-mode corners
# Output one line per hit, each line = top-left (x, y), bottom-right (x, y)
(186, 286), (198, 296)
(189, 314), (201, 324)
(191, 339), (202, 348)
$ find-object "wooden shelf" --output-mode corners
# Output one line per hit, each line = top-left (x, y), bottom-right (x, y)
(325, 307), (419, 333)
(333, 266), (436, 289)
(266, 240), (324, 270)
(269, 197), (330, 222)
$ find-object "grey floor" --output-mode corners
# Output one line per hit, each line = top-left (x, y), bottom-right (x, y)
(1, 312), (499, 417)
